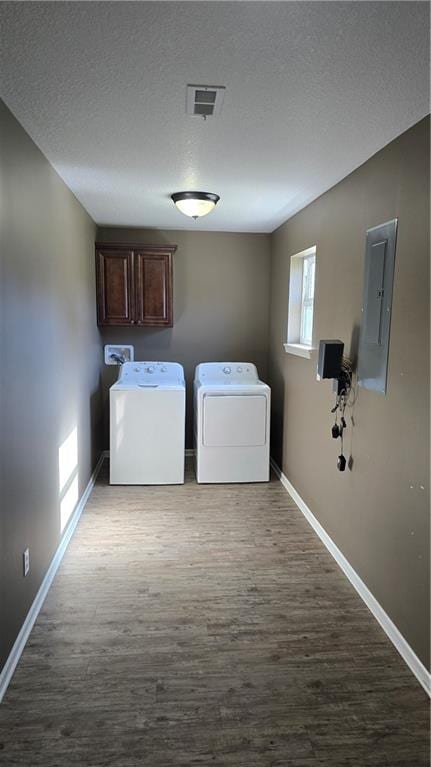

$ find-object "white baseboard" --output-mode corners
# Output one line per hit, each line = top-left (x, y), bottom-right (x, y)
(270, 458), (431, 697)
(0, 452), (105, 704)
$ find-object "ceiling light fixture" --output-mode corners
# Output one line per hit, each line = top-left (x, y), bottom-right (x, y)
(171, 191), (220, 220)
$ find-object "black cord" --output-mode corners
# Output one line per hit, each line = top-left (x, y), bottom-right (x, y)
(328, 356), (353, 472)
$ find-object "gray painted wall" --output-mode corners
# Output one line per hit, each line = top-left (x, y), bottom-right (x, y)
(268, 116), (430, 667)
(96, 228), (271, 448)
(0, 100), (104, 672)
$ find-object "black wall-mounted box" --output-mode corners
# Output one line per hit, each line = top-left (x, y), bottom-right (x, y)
(317, 340), (344, 380)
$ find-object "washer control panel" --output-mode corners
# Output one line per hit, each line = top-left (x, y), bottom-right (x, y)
(117, 361), (184, 386)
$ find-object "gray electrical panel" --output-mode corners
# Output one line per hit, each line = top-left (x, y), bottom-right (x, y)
(358, 219), (398, 394)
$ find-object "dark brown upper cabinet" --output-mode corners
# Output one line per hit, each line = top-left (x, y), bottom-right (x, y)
(95, 243), (176, 327)
(134, 250), (172, 326)
(96, 248), (134, 325)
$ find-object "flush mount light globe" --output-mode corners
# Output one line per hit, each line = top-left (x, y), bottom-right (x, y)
(171, 191), (220, 220)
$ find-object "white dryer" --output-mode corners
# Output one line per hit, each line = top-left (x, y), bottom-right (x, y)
(110, 361), (185, 485)
(194, 362), (270, 483)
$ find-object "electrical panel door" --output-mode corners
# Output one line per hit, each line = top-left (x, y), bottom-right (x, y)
(358, 219), (398, 394)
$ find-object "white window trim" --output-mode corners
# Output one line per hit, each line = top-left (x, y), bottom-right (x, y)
(285, 245), (316, 359)
(283, 342), (313, 359)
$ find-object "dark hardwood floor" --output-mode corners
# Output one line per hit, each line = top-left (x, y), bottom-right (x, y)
(0, 459), (429, 766)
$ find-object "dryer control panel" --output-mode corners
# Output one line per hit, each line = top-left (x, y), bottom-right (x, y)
(195, 362), (259, 385)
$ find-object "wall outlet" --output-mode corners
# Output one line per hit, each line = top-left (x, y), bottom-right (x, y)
(104, 345), (134, 365)
(23, 548), (30, 577)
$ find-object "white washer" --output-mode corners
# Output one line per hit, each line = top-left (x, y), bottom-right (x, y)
(194, 362), (271, 483)
(110, 361), (185, 485)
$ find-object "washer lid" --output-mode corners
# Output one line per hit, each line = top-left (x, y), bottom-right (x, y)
(112, 361), (185, 389)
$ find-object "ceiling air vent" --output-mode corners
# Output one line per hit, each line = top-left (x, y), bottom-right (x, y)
(186, 85), (226, 118)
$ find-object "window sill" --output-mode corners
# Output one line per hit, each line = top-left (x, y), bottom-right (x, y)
(284, 342), (314, 359)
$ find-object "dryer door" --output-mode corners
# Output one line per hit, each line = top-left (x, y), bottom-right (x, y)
(202, 394), (267, 447)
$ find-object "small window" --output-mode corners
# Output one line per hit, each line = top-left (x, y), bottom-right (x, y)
(300, 253), (315, 346)
(285, 246), (316, 358)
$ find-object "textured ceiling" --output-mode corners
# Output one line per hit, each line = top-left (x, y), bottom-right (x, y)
(1, 2), (429, 232)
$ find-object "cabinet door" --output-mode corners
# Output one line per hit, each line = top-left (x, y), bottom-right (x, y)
(134, 251), (173, 327)
(96, 249), (134, 325)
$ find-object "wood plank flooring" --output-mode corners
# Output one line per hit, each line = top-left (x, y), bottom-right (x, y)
(0, 459), (429, 766)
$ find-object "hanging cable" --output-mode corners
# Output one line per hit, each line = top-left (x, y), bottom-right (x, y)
(330, 357), (352, 471)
